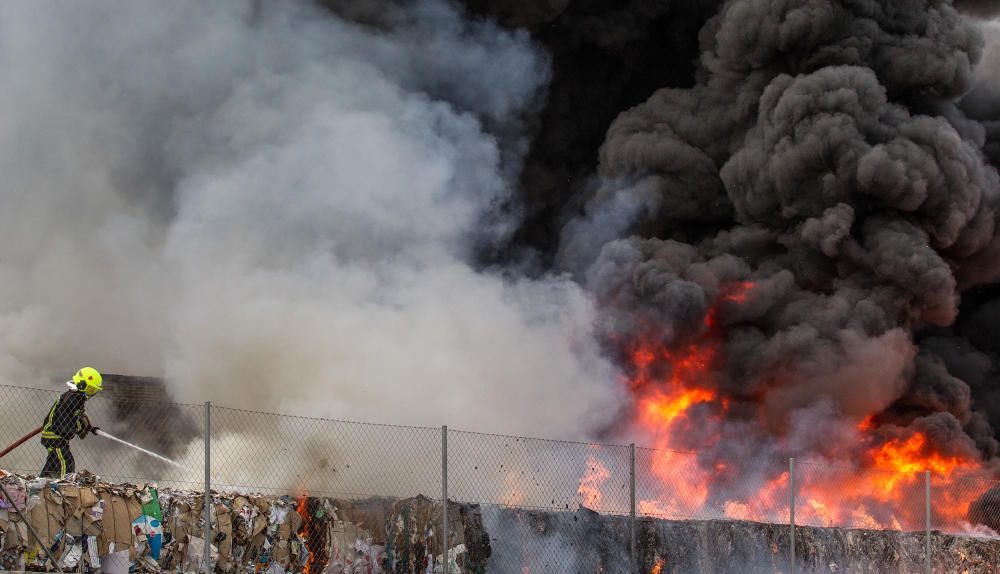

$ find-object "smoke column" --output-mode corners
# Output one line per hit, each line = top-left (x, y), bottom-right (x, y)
(554, 0), (1000, 472)
(0, 0), (624, 438)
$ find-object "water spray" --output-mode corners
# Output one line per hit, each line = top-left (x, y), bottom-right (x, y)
(94, 429), (191, 471)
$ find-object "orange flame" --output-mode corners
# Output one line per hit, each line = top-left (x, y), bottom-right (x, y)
(857, 415), (876, 432)
(578, 456), (611, 510)
(297, 497), (317, 574)
(642, 387), (715, 428)
(871, 433), (968, 478)
(704, 281), (755, 329)
(634, 343), (717, 433)
(632, 342), (718, 516)
(599, 280), (997, 533)
(651, 557), (666, 574)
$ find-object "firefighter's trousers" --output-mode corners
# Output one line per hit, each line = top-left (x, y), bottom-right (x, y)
(40, 437), (75, 478)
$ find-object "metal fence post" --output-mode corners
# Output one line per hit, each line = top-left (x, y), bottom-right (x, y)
(442, 425), (448, 574)
(926, 471), (931, 574)
(204, 401), (211, 574)
(79, 474), (84, 574)
(789, 457), (796, 574)
(630, 443), (636, 574)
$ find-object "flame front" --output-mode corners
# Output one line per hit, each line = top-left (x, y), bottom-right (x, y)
(871, 433), (968, 479)
(589, 281), (998, 533)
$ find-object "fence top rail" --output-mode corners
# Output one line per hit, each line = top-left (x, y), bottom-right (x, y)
(448, 427), (631, 449)
(210, 403), (441, 432)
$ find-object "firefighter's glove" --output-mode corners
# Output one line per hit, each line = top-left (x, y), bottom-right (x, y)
(78, 415), (93, 439)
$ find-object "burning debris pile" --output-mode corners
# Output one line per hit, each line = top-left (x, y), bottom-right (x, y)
(525, 0), (1000, 532)
(2, 470), (998, 574)
(0, 471), (481, 573)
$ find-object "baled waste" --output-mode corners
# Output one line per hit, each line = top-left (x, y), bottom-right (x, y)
(0, 470), (484, 573)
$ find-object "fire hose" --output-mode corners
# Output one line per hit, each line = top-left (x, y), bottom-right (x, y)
(0, 426), (188, 470)
(0, 426), (42, 459)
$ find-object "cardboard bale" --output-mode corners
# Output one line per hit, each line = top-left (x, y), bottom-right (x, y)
(26, 484), (67, 564)
(60, 485), (81, 533)
(213, 501), (234, 571)
(0, 473), (493, 574)
(125, 491), (143, 561)
(93, 487), (137, 560)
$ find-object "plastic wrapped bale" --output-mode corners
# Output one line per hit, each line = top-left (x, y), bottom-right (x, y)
(327, 510), (372, 573)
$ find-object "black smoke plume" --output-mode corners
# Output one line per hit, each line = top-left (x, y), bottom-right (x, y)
(488, 0), (1000, 469)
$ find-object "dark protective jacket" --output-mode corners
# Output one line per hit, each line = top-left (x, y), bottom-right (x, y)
(41, 390), (88, 440)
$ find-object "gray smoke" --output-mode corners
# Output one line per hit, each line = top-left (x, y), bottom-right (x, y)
(5, 0), (1000, 492)
(559, 0), (1000, 466)
(962, 20), (1000, 169)
(955, 0), (1000, 17)
(0, 0), (625, 438)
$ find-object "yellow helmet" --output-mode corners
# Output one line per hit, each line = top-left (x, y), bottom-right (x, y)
(71, 367), (103, 397)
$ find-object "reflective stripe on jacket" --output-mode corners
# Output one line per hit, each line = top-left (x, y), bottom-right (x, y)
(41, 390), (86, 440)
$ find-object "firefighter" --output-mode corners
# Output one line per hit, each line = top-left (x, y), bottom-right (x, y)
(39, 367), (102, 478)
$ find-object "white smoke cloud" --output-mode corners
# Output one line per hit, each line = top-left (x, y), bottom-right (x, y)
(0, 0), (624, 438)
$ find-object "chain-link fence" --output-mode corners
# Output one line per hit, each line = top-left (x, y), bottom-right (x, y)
(1, 382), (999, 573)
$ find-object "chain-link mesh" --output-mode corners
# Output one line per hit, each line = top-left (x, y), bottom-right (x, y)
(208, 407), (443, 573)
(0, 383), (204, 488)
(793, 461), (925, 532)
(0, 383), (205, 572)
(3, 381), (1000, 573)
(935, 474), (1000, 536)
(0, 385), (64, 476)
(210, 406), (439, 499)
(634, 446), (787, 524)
(449, 430), (632, 573)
